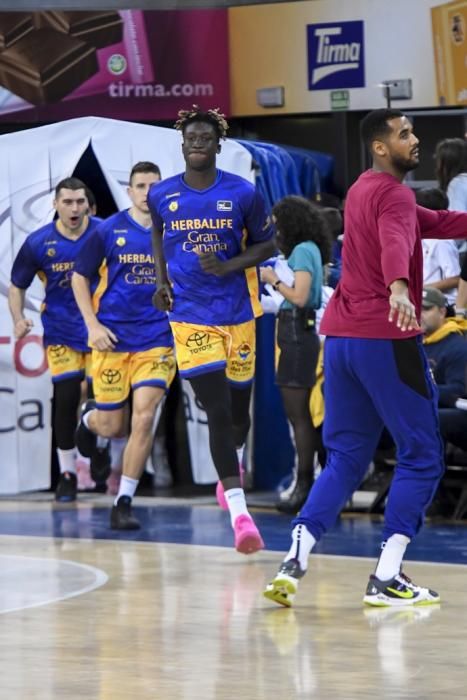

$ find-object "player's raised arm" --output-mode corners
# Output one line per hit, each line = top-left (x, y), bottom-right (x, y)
(417, 204), (467, 240)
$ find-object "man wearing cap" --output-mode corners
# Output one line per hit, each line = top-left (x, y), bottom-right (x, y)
(422, 287), (467, 451)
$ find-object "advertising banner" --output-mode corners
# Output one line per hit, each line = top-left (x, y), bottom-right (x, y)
(432, 0), (467, 105)
(229, 0), (438, 116)
(307, 20), (365, 91)
(0, 9), (230, 122)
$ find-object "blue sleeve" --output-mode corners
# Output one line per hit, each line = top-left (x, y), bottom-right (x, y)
(74, 229), (106, 279)
(243, 187), (274, 246)
(288, 243), (320, 274)
(11, 238), (39, 288)
(148, 183), (164, 232)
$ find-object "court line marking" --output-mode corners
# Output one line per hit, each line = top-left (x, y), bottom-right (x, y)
(0, 554), (109, 615)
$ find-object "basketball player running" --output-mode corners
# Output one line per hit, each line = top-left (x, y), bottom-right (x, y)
(149, 107), (275, 554)
(264, 109), (467, 607)
(72, 162), (176, 530)
(9, 178), (100, 502)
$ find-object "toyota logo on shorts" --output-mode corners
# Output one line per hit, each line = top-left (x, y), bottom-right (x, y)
(186, 332), (210, 348)
(49, 345), (66, 358)
(101, 368), (122, 384)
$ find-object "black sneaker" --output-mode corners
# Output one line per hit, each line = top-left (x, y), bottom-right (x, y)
(276, 478), (313, 515)
(55, 472), (77, 502)
(90, 442), (111, 483)
(75, 400), (97, 458)
(263, 558), (306, 607)
(363, 572), (440, 607)
(110, 496), (141, 530)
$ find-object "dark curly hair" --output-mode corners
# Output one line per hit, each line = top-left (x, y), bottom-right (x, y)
(174, 105), (228, 141)
(272, 195), (332, 263)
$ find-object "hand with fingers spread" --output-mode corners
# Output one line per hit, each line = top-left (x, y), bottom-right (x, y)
(88, 321), (118, 351)
(388, 280), (420, 332)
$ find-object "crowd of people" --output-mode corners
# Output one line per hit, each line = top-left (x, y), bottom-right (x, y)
(7, 105), (467, 606)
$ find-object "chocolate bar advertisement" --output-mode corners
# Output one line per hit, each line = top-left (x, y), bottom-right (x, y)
(0, 9), (230, 121)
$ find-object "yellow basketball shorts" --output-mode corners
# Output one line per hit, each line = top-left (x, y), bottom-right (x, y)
(91, 346), (176, 410)
(46, 345), (91, 383)
(170, 320), (256, 385)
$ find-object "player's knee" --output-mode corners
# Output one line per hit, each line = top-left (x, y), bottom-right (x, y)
(131, 410), (155, 435)
(95, 412), (124, 438)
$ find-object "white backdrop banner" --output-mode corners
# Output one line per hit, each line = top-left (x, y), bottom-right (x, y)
(0, 117), (253, 492)
(181, 380), (218, 485)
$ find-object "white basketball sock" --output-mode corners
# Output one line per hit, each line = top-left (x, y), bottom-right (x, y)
(375, 533), (410, 581)
(284, 524), (316, 571)
(225, 487), (249, 526)
(57, 448), (77, 475)
(114, 475), (139, 505)
(110, 437), (127, 470)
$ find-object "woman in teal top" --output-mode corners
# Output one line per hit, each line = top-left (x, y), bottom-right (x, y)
(260, 196), (331, 514)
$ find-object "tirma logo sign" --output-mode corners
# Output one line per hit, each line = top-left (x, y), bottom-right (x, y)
(307, 21), (365, 91)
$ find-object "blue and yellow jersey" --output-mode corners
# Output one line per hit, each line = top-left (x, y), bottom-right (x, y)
(148, 169), (274, 325)
(73, 209), (173, 353)
(10, 216), (100, 350)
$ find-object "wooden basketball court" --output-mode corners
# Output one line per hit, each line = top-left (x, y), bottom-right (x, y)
(0, 497), (466, 699)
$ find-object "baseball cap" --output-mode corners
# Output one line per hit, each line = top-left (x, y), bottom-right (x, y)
(422, 287), (447, 309)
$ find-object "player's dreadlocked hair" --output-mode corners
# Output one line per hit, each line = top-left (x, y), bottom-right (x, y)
(174, 105), (229, 141)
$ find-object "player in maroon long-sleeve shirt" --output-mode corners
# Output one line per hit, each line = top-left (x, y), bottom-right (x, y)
(264, 109), (467, 608)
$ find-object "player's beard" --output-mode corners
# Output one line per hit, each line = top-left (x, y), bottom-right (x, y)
(391, 152), (419, 174)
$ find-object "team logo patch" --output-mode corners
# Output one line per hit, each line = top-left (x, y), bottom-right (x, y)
(186, 332), (211, 353)
(238, 342), (252, 361)
(116, 237), (126, 247)
(101, 368), (122, 384)
(169, 201), (179, 212)
(46, 248), (56, 257)
(49, 345), (66, 358)
(217, 200), (233, 212)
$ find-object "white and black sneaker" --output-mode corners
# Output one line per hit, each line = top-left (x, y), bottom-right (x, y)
(363, 571), (440, 607)
(263, 558), (306, 608)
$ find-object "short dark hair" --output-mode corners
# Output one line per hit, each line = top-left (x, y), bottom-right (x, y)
(414, 187), (449, 210)
(85, 187), (96, 210)
(435, 138), (467, 191)
(129, 161), (161, 184)
(360, 108), (405, 151)
(174, 105), (228, 141)
(55, 177), (87, 198)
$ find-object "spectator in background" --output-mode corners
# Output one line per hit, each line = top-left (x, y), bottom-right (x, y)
(421, 287), (467, 453)
(435, 138), (467, 213)
(260, 196), (331, 514)
(416, 188), (460, 306)
(321, 206), (344, 289)
(436, 138), (467, 260)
